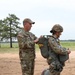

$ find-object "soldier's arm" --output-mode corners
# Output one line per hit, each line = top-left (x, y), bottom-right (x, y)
(48, 37), (68, 55)
(30, 32), (39, 43)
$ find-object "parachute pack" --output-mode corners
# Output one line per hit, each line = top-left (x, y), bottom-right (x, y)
(38, 35), (50, 58)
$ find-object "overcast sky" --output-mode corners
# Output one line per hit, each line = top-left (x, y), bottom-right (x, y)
(0, 0), (75, 40)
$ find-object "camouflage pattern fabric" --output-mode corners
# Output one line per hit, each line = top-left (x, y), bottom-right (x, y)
(20, 56), (35, 75)
(48, 36), (68, 55)
(47, 35), (68, 75)
(17, 29), (37, 75)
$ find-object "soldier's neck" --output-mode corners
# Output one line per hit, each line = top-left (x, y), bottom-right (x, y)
(53, 35), (58, 39)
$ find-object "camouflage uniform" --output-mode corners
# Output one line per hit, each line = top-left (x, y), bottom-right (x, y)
(47, 24), (68, 75)
(17, 29), (37, 75)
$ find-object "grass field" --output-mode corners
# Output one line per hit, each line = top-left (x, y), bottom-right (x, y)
(60, 42), (75, 50)
(0, 42), (75, 53)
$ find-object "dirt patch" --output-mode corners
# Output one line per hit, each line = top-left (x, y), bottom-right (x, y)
(0, 51), (75, 75)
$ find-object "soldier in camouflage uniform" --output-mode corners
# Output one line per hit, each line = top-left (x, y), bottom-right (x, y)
(47, 24), (71, 75)
(17, 18), (39, 75)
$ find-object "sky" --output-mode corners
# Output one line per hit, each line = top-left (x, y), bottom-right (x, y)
(0, 0), (75, 40)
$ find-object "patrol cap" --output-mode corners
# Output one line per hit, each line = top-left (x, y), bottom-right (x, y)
(50, 24), (63, 33)
(23, 18), (35, 25)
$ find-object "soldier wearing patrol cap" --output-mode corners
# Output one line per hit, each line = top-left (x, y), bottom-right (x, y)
(23, 18), (35, 25)
(46, 24), (71, 75)
(17, 18), (39, 75)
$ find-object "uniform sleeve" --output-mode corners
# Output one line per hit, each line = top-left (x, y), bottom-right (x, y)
(30, 32), (37, 40)
(17, 33), (34, 49)
(34, 35), (37, 40)
(48, 37), (68, 55)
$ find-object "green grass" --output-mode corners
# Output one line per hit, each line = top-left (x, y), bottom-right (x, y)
(61, 42), (75, 50)
(0, 42), (75, 53)
(0, 43), (18, 48)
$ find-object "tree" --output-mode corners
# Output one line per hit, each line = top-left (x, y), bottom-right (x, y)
(0, 20), (3, 47)
(0, 14), (21, 48)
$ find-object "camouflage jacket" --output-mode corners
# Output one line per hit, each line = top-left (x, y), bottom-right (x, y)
(17, 29), (37, 60)
(48, 35), (68, 55)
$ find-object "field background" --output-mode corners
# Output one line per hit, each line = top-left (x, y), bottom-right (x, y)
(0, 42), (75, 75)
(0, 41), (75, 53)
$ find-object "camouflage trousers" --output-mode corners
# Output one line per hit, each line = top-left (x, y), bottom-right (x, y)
(47, 60), (63, 75)
(49, 69), (60, 75)
(49, 64), (61, 75)
(20, 59), (35, 75)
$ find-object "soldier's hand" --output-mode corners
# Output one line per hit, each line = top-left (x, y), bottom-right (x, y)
(34, 35), (43, 43)
(39, 35), (43, 38)
(34, 38), (39, 43)
(67, 50), (71, 54)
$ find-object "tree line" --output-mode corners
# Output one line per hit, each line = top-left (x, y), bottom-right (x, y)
(0, 14), (21, 48)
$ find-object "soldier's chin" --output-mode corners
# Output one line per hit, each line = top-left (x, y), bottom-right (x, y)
(28, 28), (31, 31)
(57, 36), (60, 39)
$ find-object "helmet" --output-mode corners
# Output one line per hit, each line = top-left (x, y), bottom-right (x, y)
(41, 69), (50, 75)
(50, 24), (63, 33)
